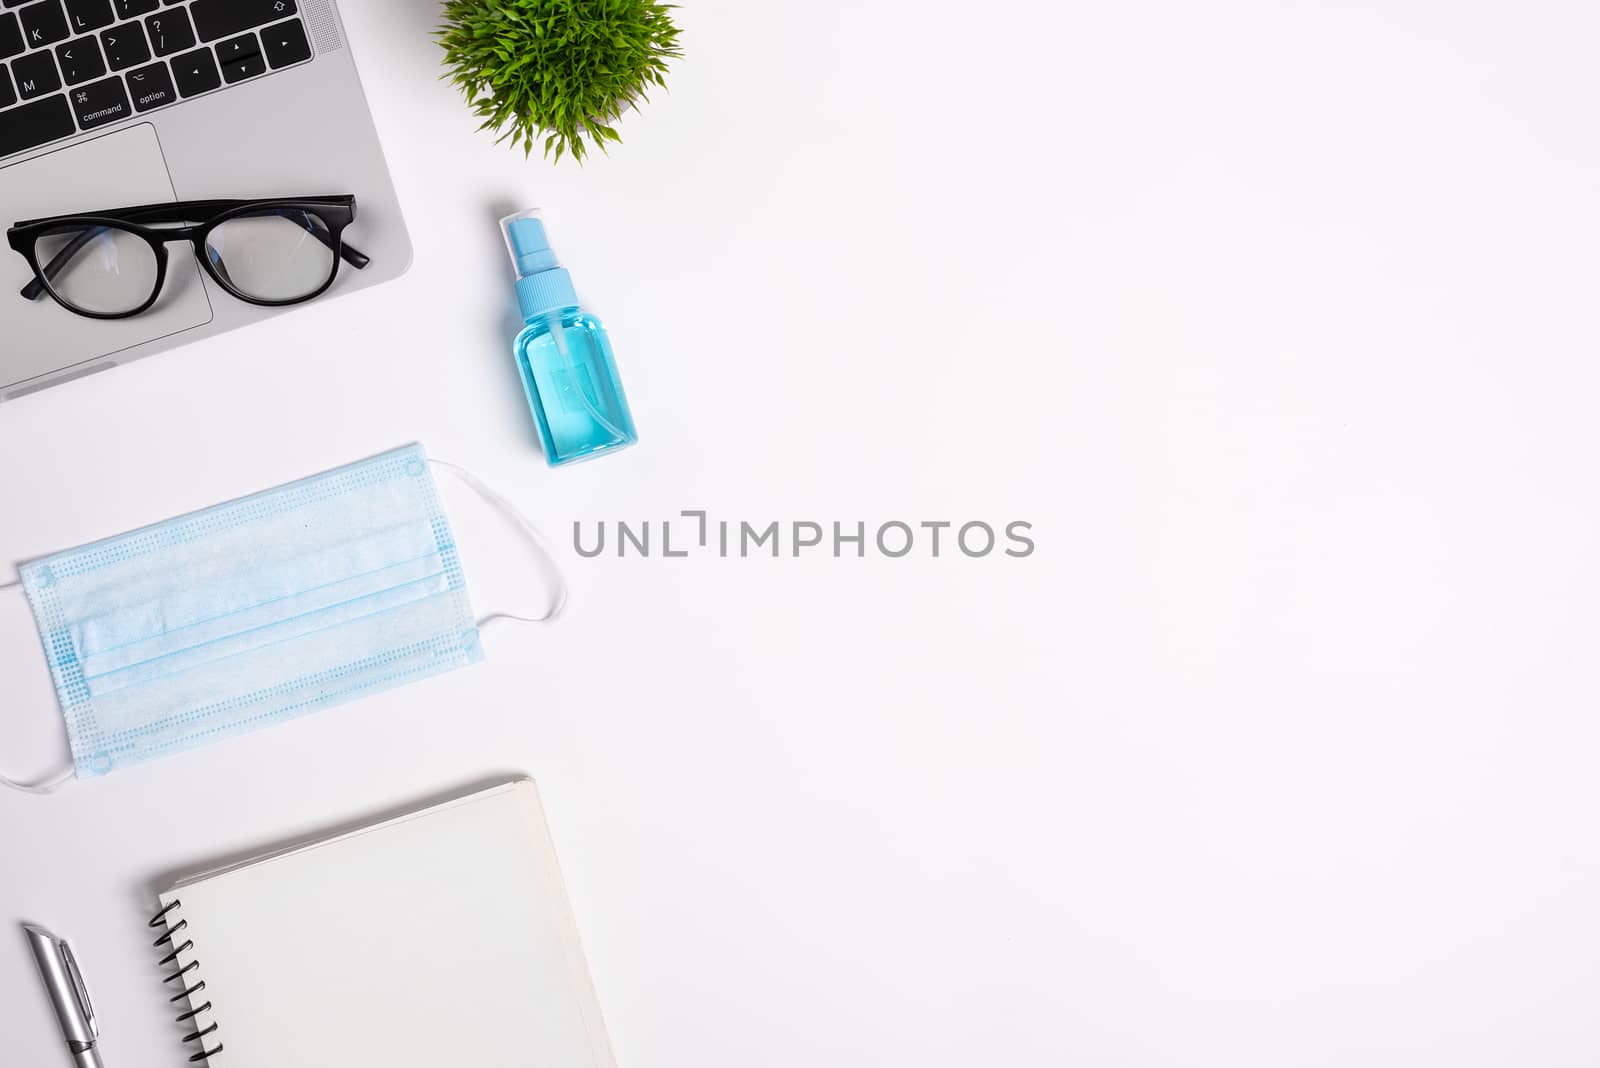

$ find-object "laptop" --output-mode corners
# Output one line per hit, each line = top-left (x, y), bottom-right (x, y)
(0, 0), (411, 400)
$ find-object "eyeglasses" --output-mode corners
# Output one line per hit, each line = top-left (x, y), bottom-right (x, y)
(7, 196), (371, 320)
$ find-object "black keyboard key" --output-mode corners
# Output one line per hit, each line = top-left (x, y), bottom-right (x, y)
(67, 71), (127, 128)
(2, 0), (27, 7)
(11, 47), (57, 96)
(189, 0), (294, 43)
(20, 1), (69, 49)
(0, 10), (21, 57)
(99, 21), (145, 68)
(0, 63), (14, 106)
(142, 6), (188, 55)
(215, 30), (257, 62)
(62, 0), (109, 33)
(262, 17), (307, 68)
(0, 93), (72, 157)
(220, 50), (263, 83)
(111, 0), (156, 17)
(123, 57), (170, 109)
(55, 34), (101, 83)
(216, 33), (262, 83)
(169, 44), (215, 95)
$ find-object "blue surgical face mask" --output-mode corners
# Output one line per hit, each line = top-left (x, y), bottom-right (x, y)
(0, 444), (563, 792)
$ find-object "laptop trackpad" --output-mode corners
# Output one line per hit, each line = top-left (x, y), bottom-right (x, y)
(0, 123), (212, 392)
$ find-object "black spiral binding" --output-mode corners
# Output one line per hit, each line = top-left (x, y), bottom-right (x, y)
(149, 900), (223, 1063)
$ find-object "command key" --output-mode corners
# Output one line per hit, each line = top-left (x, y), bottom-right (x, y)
(69, 74), (131, 129)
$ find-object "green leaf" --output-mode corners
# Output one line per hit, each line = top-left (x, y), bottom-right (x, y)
(438, 0), (682, 163)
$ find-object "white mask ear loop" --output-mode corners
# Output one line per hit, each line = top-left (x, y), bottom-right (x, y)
(0, 580), (75, 795)
(428, 460), (569, 629)
(0, 766), (73, 795)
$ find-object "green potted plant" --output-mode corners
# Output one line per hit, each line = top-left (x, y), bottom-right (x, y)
(438, 0), (683, 162)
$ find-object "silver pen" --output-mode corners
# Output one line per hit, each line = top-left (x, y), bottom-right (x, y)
(23, 924), (105, 1068)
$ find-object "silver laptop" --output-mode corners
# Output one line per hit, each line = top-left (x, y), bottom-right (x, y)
(0, 0), (410, 401)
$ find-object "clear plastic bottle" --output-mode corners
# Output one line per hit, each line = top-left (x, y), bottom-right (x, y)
(502, 209), (638, 465)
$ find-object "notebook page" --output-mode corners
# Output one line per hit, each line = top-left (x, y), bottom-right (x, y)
(157, 780), (615, 1068)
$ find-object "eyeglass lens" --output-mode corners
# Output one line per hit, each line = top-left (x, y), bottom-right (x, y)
(204, 209), (338, 303)
(35, 224), (160, 316)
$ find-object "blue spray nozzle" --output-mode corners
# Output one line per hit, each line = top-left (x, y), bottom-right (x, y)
(502, 209), (560, 277)
(501, 208), (578, 320)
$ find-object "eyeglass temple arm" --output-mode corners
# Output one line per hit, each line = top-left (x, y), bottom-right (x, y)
(19, 208), (369, 301)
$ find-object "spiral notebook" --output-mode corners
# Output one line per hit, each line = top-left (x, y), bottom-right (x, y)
(147, 780), (616, 1068)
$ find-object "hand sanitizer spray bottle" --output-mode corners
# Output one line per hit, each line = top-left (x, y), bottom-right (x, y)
(502, 209), (638, 465)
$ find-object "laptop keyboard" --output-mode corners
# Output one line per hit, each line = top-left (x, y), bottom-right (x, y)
(0, 0), (312, 162)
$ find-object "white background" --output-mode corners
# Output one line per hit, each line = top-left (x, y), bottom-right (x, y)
(4, 1), (1599, 1065)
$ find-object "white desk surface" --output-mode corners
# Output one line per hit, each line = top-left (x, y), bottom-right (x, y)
(4, 2), (1599, 1065)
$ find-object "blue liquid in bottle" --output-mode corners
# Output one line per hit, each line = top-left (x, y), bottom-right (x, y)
(503, 210), (638, 465)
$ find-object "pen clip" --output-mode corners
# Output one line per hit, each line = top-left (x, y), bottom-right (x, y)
(57, 941), (98, 1039)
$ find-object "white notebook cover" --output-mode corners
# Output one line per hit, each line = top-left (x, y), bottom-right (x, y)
(155, 780), (616, 1068)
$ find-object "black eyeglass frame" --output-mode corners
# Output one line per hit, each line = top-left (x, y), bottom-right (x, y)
(6, 195), (370, 321)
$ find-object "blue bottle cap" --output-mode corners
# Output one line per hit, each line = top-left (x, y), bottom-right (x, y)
(501, 208), (578, 319)
(502, 209), (559, 276)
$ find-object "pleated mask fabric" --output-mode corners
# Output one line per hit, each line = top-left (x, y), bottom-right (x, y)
(17, 443), (483, 779)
